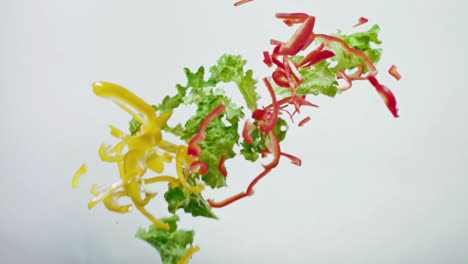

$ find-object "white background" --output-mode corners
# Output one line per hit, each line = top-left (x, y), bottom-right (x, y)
(1, 0), (467, 263)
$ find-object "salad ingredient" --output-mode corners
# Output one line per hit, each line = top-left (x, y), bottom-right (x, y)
(76, 11), (401, 264)
(136, 215), (199, 264)
(72, 163), (87, 188)
(389, 65), (402, 80)
(353, 17), (369, 27)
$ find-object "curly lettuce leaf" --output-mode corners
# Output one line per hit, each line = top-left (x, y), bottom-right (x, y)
(208, 54), (260, 111)
(273, 60), (339, 98)
(330, 24), (383, 71)
(135, 215), (195, 264)
(164, 186), (218, 219)
(182, 95), (241, 188)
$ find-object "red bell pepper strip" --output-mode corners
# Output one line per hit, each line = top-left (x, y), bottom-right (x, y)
(337, 70), (353, 91)
(353, 17), (369, 27)
(280, 152), (302, 166)
(272, 68), (291, 88)
(259, 78), (279, 133)
(300, 50), (335, 68)
(298, 116), (311, 127)
(367, 76), (399, 117)
(388, 65), (402, 80)
(242, 119), (256, 145)
(188, 104), (226, 157)
(218, 155), (228, 178)
(278, 16), (316, 55)
(233, 0), (254, 7)
(263, 51), (273, 67)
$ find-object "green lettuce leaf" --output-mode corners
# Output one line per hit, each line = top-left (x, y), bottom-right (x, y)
(182, 95), (241, 188)
(208, 54), (260, 111)
(135, 215), (195, 264)
(329, 24), (383, 71)
(164, 186), (218, 219)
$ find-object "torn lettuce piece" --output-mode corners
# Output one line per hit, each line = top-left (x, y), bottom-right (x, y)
(136, 215), (196, 264)
(164, 186), (218, 219)
(208, 54), (260, 111)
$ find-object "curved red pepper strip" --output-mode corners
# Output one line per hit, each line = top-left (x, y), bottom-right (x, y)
(278, 16), (316, 55)
(314, 33), (377, 74)
(298, 43), (324, 67)
(218, 155), (228, 178)
(242, 119), (256, 145)
(272, 68), (291, 88)
(280, 152), (302, 166)
(353, 17), (369, 28)
(188, 104), (226, 157)
(252, 109), (268, 120)
(276, 13), (309, 19)
(259, 78), (279, 133)
(301, 50), (335, 68)
(298, 116), (311, 127)
(368, 76), (399, 117)
(337, 70), (353, 91)
(233, 0), (254, 7)
(208, 131), (281, 208)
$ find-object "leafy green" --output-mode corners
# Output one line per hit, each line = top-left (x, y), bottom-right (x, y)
(240, 127), (266, 162)
(208, 54), (260, 111)
(135, 215), (195, 264)
(164, 186), (218, 219)
(163, 123), (185, 137)
(273, 60), (339, 98)
(329, 24), (383, 71)
(239, 118), (289, 162)
(181, 95), (241, 188)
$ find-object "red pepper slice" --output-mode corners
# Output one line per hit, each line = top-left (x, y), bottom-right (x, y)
(263, 51), (273, 67)
(259, 78), (279, 133)
(272, 68), (290, 88)
(298, 116), (311, 127)
(188, 104), (226, 157)
(278, 16), (316, 55)
(388, 65), (402, 80)
(300, 50), (335, 68)
(353, 17), (369, 27)
(280, 152), (302, 166)
(233, 0), (254, 7)
(242, 119), (256, 145)
(218, 155), (228, 178)
(367, 76), (399, 117)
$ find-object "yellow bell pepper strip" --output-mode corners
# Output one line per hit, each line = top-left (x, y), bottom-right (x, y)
(72, 163), (87, 188)
(177, 246), (200, 264)
(89, 81), (187, 230)
(176, 146), (205, 193)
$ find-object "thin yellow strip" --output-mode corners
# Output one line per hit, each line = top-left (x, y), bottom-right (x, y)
(92, 82), (156, 124)
(109, 125), (126, 139)
(72, 163), (87, 188)
(177, 246), (200, 264)
(145, 175), (180, 187)
(99, 144), (124, 162)
(135, 204), (170, 230)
